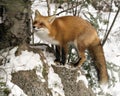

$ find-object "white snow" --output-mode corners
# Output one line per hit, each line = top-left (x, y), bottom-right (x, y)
(7, 81), (27, 96)
(0, 47), (44, 96)
(1, 47), (43, 80)
(76, 70), (88, 88)
(108, 83), (120, 96)
(48, 67), (65, 96)
(0, 47), (65, 96)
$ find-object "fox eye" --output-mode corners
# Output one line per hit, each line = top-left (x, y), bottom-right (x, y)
(39, 22), (45, 26)
(33, 21), (37, 24)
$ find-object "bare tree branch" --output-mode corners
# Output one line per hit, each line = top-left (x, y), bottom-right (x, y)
(56, 3), (81, 15)
(46, 0), (51, 16)
(105, 0), (113, 32)
(102, 8), (120, 46)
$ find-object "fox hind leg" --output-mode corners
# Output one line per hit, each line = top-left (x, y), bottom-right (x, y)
(74, 46), (86, 67)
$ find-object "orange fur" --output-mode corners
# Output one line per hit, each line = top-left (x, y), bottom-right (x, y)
(33, 10), (109, 84)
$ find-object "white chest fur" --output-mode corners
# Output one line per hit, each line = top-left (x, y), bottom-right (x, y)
(34, 28), (59, 45)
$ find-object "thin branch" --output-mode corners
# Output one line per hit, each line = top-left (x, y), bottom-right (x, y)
(103, 0), (113, 43)
(77, 0), (85, 16)
(56, 3), (81, 15)
(30, 43), (55, 54)
(102, 8), (120, 46)
(106, 0), (113, 32)
(46, 0), (51, 16)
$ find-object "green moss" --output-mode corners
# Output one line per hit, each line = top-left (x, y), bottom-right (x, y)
(42, 67), (48, 78)
(3, 88), (11, 95)
(0, 82), (10, 96)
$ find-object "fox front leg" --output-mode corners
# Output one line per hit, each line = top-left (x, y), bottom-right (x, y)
(54, 45), (66, 65)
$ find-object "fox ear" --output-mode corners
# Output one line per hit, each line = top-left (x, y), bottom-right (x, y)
(35, 10), (41, 17)
(48, 15), (56, 24)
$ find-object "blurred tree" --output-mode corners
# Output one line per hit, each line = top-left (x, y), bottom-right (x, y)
(0, 0), (31, 50)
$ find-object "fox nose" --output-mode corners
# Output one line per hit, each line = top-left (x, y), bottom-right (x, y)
(33, 26), (35, 29)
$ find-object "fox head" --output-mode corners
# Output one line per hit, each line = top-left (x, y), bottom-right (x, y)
(33, 10), (56, 33)
(32, 10), (59, 44)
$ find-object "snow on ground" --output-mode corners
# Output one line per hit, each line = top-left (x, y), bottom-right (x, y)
(1, 47), (43, 96)
(0, 47), (66, 96)
(0, 44), (88, 96)
(0, 46), (88, 96)
(48, 67), (65, 96)
(7, 81), (27, 96)
(0, 47), (65, 96)
(76, 70), (88, 88)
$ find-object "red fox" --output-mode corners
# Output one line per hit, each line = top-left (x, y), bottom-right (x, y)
(33, 10), (109, 84)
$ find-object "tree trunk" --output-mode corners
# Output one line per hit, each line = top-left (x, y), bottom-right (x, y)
(0, 0), (31, 50)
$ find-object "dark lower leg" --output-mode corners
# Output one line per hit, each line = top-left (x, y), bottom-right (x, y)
(54, 45), (66, 65)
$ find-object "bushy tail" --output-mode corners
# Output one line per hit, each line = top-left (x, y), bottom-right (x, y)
(88, 41), (109, 84)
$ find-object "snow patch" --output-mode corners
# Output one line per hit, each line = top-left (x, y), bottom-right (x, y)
(1, 47), (45, 95)
(76, 70), (88, 88)
(7, 81), (27, 96)
(48, 67), (65, 96)
(107, 83), (120, 96)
